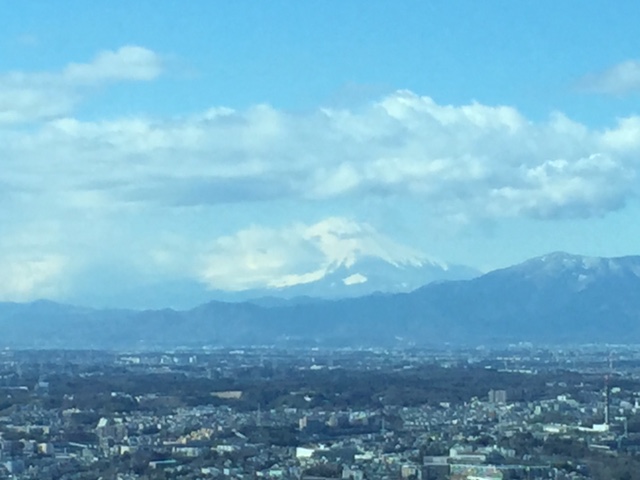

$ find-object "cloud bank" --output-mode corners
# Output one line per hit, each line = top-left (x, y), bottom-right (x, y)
(2, 46), (640, 301)
(3, 89), (638, 221)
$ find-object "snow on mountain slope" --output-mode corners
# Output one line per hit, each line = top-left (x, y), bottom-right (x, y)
(198, 217), (480, 300)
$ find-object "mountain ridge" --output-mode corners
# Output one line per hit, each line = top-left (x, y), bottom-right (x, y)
(62, 254), (480, 310)
(3, 251), (640, 349)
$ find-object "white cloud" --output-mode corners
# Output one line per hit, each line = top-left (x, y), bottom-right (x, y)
(578, 60), (640, 95)
(0, 222), (73, 301)
(198, 218), (428, 291)
(0, 255), (67, 302)
(3, 48), (640, 303)
(4, 89), (638, 221)
(0, 82), (79, 124)
(486, 154), (629, 218)
(63, 46), (163, 84)
(601, 116), (640, 151)
(0, 46), (163, 124)
(302, 217), (428, 268)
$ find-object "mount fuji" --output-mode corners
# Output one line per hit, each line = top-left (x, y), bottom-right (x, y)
(207, 254), (481, 304)
(67, 218), (481, 309)
(3, 251), (640, 348)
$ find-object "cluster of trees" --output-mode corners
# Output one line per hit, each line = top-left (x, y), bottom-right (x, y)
(20, 362), (606, 417)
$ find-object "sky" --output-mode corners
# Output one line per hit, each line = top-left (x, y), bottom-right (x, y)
(2, 1), (640, 307)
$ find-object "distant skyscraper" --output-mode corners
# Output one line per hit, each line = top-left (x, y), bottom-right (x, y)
(298, 416), (308, 431)
(604, 375), (610, 425)
(488, 389), (507, 404)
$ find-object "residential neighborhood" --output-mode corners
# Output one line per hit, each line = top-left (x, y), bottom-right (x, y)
(0, 347), (638, 479)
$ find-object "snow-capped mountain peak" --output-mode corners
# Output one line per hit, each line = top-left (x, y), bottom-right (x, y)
(194, 217), (480, 302)
(342, 273), (368, 286)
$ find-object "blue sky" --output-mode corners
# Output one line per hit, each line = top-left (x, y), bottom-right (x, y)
(2, 1), (640, 306)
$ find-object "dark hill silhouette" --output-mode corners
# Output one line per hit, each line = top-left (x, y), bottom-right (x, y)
(2, 252), (639, 349)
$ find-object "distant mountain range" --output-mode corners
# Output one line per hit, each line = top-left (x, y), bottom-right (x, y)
(207, 255), (481, 304)
(67, 254), (480, 309)
(3, 252), (640, 349)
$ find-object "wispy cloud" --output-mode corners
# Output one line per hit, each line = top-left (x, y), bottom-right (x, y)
(578, 59), (640, 95)
(15, 34), (40, 47)
(63, 46), (163, 84)
(0, 45), (163, 124)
